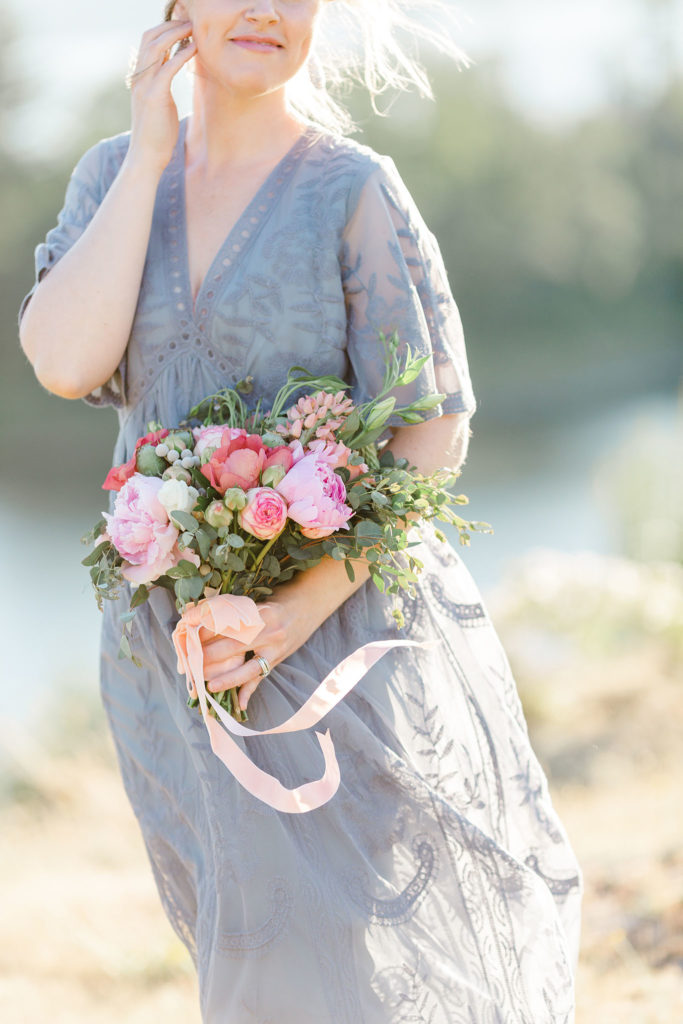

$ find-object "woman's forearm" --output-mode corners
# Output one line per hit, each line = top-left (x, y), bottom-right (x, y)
(19, 153), (163, 400)
(276, 412), (472, 631)
(385, 411), (472, 478)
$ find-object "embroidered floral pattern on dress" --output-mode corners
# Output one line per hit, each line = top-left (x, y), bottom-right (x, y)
(20, 120), (582, 1022)
(343, 834), (438, 926)
(218, 878), (294, 958)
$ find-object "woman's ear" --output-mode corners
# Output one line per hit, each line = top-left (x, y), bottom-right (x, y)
(168, 0), (191, 22)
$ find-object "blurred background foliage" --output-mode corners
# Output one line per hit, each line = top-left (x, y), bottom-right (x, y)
(2, 3), (682, 473)
(1, 0), (682, 1019)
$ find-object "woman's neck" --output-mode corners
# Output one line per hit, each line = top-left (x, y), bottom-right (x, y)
(185, 79), (306, 177)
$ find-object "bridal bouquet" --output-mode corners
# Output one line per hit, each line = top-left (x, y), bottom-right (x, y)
(83, 331), (491, 729)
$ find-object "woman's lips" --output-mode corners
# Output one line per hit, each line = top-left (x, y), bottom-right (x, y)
(231, 39), (282, 53)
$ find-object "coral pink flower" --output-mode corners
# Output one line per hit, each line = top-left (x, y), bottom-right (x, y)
(102, 429), (170, 492)
(201, 433), (295, 495)
(104, 474), (180, 584)
(275, 449), (353, 538)
(238, 487), (288, 540)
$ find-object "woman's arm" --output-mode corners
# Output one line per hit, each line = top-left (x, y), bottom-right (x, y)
(203, 412), (472, 709)
(20, 157), (162, 399)
(19, 19), (195, 400)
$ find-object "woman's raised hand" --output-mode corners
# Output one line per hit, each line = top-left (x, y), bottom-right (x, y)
(127, 20), (197, 175)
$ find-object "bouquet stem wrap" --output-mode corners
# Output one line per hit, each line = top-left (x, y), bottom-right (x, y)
(172, 594), (423, 814)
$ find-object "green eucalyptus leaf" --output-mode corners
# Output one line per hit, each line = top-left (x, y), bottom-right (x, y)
(225, 552), (246, 572)
(81, 518), (107, 546)
(353, 520), (383, 541)
(167, 559), (200, 579)
(130, 584), (150, 609)
(170, 510), (199, 534)
(81, 541), (111, 567)
(175, 575), (206, 604)
(263, 556), (281, 577)
(195, 526), (212, 560)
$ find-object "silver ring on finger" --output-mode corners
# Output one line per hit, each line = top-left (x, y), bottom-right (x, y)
(255, 654), (271, 679)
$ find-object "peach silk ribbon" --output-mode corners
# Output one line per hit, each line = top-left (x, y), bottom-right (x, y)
(171, 594), (426, 814)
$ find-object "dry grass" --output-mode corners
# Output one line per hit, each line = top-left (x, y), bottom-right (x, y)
(0, 735), (199, 1024)
(1, 553), (682, 1022)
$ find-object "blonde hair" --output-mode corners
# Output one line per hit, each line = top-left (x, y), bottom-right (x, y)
(163, 0), (471, 136)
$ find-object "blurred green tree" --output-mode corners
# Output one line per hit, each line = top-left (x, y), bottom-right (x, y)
(3, 6), (682, 494)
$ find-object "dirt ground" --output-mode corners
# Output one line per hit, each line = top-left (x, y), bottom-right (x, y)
(1, 569), (681, 1023)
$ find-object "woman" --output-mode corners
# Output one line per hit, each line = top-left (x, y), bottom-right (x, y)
(19, 1), (582, 1020)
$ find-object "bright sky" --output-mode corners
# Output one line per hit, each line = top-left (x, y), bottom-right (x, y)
(6, 0), (683, 158)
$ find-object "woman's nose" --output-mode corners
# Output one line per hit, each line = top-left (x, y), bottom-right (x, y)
(244, 0), (280, 23)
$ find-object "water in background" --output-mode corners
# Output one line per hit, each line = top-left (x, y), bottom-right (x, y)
(0, 390), (677, 726)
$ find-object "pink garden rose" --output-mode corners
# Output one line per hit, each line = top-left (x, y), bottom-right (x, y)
(201, 432), (296, 495)
(104, 473), (181, 584)
(275, 449), (354, 539)
(193, 425), (244, 460)
(238, 487), (288, 540)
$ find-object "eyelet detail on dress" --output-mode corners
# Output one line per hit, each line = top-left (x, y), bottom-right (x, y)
(130, 118), (319, 411)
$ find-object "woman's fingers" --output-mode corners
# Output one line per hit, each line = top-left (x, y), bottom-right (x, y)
(202, 635), (249, 666)
(158, 38), (198, 78)
(206, 654), (244, 685)
(137, 20), (193, 64)
(128, 21), (193, 86)
(207, 648), (279, 709)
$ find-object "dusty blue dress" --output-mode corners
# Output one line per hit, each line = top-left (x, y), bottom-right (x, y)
(20, 116), (582, 1024)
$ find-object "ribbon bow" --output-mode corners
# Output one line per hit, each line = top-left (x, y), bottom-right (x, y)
(172, 594), (423, 814)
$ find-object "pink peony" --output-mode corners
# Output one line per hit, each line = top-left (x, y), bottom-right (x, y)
(238, 487), (288, 540)
(201, 433), (295, 495)
(102, 429), (170, 492)
(104, 474), (180, 584)
(275, 449), (354, 538)
(306, 439), (368, 481)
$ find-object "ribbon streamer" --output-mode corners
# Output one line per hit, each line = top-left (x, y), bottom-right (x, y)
(172, 594), (426, 814)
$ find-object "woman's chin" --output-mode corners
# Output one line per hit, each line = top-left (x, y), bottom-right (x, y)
(199, 62), (286, 97)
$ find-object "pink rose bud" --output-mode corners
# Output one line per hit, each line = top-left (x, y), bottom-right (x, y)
(204, 500), (234, 529)
(238, 487), (288, 540)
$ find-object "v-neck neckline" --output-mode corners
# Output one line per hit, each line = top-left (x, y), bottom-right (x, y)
(169, 116), (318, 332)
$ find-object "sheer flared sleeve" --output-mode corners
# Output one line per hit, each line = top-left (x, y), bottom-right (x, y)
(341, 156), (476, 426)
(18, 139), (127, 409)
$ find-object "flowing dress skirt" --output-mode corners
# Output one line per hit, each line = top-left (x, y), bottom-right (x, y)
(99, 522), (582, 1024)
